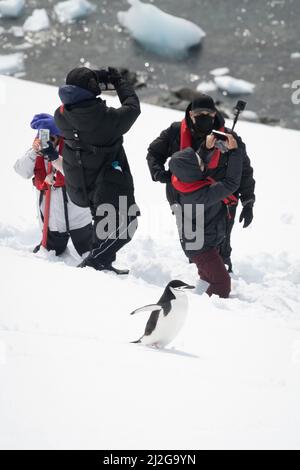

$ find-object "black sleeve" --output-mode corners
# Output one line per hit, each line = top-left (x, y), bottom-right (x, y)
(236, 135), (256, 205)
(193, 147), (244, 208)
(107, 79), (141, 137)
(146, 125), (175, 182)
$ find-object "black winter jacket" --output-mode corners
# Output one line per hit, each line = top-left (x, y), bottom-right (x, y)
(169, 145), (243, 258)
(54, 80), (141, 211)
(147, 104), (255, 207)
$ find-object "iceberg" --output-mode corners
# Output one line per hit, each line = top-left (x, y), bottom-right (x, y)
(0, 52), (24, 75)
(0, 0), (25, 18)
(117, 0), (205, 58)
(214, 75), (255, 95)
(23, 9), (50, 33)
(54, 0), (96, 24)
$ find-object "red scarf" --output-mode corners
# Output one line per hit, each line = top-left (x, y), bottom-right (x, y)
(33, 138), (65, 191)
(171, 119), (238, 207)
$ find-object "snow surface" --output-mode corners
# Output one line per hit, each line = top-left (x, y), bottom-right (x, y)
(214, 75), (255, 95)
(0, 53), (24, 75)
(117, 0), (205, 58)
(23, 9), (50, 33)
(0, 75), (300, 450)
(54, 0), (96, 24)
(0, 0), (24, 18)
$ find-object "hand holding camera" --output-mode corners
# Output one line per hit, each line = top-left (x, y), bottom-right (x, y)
(40, 141), (59, 162)
(209, 130), (238, 153)
(95, 67), (123, 90)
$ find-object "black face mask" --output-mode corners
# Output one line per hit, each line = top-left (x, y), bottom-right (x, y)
(193, 114), (214, 136)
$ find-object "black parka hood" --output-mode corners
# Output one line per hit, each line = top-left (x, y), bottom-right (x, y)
(169, 148), (205, 182)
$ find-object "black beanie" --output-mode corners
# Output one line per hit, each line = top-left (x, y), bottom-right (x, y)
(66, 67), (101, 96)
(191, 94), (217, 113)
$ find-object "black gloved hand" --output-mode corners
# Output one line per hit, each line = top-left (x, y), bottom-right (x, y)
(239, 204), (254, 228)
(95, 69), (109, 85)
(107, 67), (123, 87)
(154, 170), (171, 183)
(40, 141), (59, 162)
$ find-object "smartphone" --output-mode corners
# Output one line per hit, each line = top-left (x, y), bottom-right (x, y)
(39, 129), (50, 149)
(212, 130), (228, 141)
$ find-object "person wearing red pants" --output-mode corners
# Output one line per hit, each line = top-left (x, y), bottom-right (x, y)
(168, 124), (243, 298)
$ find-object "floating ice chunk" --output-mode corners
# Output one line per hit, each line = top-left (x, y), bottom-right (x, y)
(23, 9), (50, 32)
(117, 0), (205, 58)
(0, 0), (25, 18)
(291, 52), (300, 59)
(196, 80), (217, 93)
(210, 67), (230, 77)
(0, 52), (24, 75)
(214, 75), (255, 95)
(8, 25), (24, 37)
(54, 0), (96, 24)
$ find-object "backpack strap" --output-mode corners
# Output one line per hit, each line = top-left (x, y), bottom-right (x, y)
(72, 129), (91, 210)
(62, 186), (70, 234)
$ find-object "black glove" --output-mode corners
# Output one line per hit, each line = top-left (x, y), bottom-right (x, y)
(154, 170), (171, 183)
(40, 141), (59, 162)
(95, 69), (109, 85)
(239, 204), (254, 228)
(107, 67), (123, 87)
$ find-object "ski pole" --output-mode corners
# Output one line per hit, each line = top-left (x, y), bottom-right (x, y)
(41, 162), (53, 249)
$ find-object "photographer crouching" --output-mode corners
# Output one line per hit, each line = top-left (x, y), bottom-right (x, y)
(54, 66), (141, 274)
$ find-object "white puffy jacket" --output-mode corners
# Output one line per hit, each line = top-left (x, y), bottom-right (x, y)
(14, 148), (92, 233)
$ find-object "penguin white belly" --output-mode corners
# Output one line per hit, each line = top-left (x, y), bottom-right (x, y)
(141, 294), (188, 347)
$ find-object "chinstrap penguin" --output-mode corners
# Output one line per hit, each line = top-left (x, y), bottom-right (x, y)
(130, 280), (195, 348)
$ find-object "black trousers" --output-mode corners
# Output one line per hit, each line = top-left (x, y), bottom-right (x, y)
(219, 205), (237, 263)
(46, 223), (93, 256)
(89, 214), (138, 266)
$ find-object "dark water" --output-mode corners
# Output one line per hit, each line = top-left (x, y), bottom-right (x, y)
(1, 0), (300, 129)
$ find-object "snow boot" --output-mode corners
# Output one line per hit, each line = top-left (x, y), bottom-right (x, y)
(78, 255), (129, 275)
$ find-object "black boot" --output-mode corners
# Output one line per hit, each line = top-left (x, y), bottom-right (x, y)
(78, 254), (129, 275)
(33, 244), (41, 253)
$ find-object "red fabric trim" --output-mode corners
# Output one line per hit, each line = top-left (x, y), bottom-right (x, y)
(33, 138), (65, 190)
(171, 175), (238, 206)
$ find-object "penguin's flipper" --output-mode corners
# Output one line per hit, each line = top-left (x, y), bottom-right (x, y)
(130, 304), (162, 315)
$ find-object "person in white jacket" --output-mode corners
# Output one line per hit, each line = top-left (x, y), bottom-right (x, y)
(14, 113), (93, 257)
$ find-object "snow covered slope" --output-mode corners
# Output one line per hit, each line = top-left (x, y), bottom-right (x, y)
(0, 75), (299, 450)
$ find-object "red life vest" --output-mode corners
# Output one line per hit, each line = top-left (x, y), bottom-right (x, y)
(172, 119), (238, 208)
(33, 138), (65, 191)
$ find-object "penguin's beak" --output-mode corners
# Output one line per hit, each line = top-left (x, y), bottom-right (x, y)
(176, 285), (195, 291)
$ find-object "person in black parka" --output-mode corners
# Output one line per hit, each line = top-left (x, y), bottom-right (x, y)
(147, 94), (255, 272)
(54, 66), (141, 272)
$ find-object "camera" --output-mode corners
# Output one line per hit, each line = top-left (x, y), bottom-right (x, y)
(212, 130), (228, 153)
